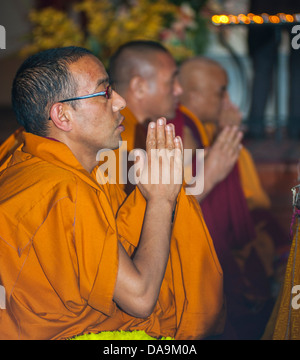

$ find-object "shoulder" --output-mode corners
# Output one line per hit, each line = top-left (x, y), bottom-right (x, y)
(0, 156), (82, 223)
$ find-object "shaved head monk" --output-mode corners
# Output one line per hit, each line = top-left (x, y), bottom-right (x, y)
(108, 41), (242, 201)
(173, 56), (288, 339)
(0, 47), (225, 340)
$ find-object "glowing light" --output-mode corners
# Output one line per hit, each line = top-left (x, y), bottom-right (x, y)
(253, 15), (264, 24)
(229, 15), (239, 24)
(219, 15), (229, 24)
(240, 15), (250, 24)
(211, 15), (221, 24)
(211, 12), (299, 26)
(269, 15), (280, 23)
(247, 13), (255, 21)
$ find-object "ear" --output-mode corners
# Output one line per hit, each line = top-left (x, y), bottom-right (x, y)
(49, 103), (72, 132)
(129, 75), (148, 100)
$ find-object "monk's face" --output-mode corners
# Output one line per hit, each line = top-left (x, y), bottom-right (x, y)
(143, 52), (183, 121)
(181, 64), (228, 124)
(197, 66), (227, 124)
(67, 55), (126, 151)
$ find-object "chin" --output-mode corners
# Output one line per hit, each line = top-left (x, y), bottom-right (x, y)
(165, 108), (176, 120)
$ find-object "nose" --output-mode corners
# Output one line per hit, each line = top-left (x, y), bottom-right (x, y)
(112, 90), (126, 112)
(173, 77), (183, 97)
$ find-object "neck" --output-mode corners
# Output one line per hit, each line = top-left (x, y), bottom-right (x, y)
(47, 130), (96, 173)
(124, 96), (150, 126)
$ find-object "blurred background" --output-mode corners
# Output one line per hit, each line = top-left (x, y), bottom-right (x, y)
(0, 0), (300, 235)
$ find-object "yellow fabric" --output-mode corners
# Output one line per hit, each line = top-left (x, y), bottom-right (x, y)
(201, 122), (216, 145)
(262, 228), (300, 339)
(237, 148), (271, 210)
(70, 330), (174, 340)
(0, 131), (224, 340)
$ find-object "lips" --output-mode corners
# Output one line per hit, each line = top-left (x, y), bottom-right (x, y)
(117, 115), (125, 127)
(116, 115), (125, 131)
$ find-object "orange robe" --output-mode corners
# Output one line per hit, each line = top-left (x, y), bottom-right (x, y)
(0, 127), (24, 169)
(263, 229), (300, 340)
(0, 131), (224, 340)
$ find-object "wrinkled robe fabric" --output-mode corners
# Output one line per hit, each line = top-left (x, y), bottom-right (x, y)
(263, 227), (300, 340)
(170, 105), (281, 339)
(0, 131), (224, 340)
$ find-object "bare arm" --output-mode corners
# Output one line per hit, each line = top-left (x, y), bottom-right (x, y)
(113, 118), (183, 318)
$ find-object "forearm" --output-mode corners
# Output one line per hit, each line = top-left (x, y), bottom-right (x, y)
(113, 119), (182, 318)
(113, 199), (174, 318)
(133, 199), (174, 295)
(194, 168), (218, 202)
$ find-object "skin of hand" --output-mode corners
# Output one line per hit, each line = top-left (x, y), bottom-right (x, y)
(194, 125), (243, 202)
(218, 94), (243, 130)
(136, 117), (183, 206)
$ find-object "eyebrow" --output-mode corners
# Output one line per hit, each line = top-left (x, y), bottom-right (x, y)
(94, 76), (110, 92)
(172, 69), (179, 79)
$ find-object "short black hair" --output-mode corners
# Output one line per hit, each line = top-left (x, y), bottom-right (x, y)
(108, 40), (170, 94)
(12, 46), (93, 136)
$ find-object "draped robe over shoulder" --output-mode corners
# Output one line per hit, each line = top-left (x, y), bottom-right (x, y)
(0, 131), (224, 340)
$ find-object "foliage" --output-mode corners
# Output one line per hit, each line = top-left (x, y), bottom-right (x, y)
(21, 0), (215, 63)
(70, 330), (174, 340)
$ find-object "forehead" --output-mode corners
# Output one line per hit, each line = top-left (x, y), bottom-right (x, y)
(207, 65), (227, 86)
(192, 64), (227, 91)
(154, 52), (177, 77)
(69, 55), (108, 90)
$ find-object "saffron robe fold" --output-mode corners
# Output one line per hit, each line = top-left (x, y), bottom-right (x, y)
(0, 131), (224, 340)
(262, 229), (300, 340)
(0, 127), (24, 169)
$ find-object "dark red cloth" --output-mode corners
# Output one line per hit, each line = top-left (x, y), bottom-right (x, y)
(170, 108), (274, 339)
(171, 108), (256, 261)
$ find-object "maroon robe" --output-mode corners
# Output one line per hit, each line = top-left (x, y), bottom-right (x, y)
(170, 107), (274, 340)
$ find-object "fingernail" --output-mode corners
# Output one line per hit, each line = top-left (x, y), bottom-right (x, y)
(166, 124), (172, 131)
(158, 118), (164, 126)
(150, 122), (156, 128)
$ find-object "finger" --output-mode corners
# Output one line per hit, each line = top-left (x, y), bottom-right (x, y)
(174, 136), (183, 153)
(227, 128), (243, 153)
(165, 124), (175, 151)
(214, 126), (231, 149)
(174, 136), (183, 185)
(156, 117), (166, 150)
(146, 121), (156, 154)
(167, 122), (176, 138)
(221, 126), (240, 150)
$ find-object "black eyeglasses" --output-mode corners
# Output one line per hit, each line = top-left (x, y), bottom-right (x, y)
(58, 84), (113, 103)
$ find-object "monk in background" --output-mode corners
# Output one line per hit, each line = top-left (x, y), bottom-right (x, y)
(109, 41), (251, 339)
(0, 46), (224, 340)
(171, 56), (289, 339)
(108, 41), (242, 200)
(262, 192), (300, 339)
